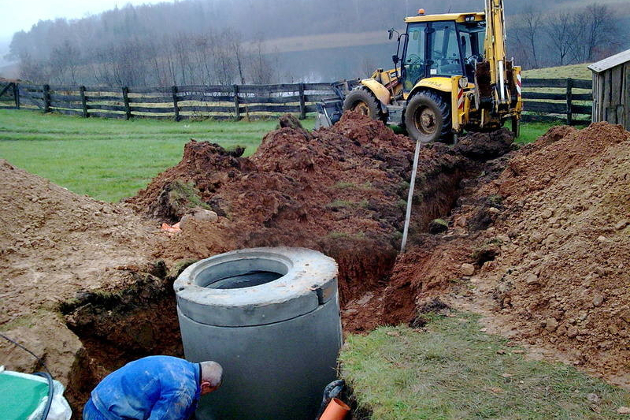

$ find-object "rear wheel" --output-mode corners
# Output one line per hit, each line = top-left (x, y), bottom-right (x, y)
(403, 91), (451, 143)
(343, 88), (386, 122)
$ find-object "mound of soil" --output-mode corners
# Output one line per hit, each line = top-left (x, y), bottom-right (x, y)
(0, 160), (162, 408)
(478, 122), (630, 384)
(131, 113), (514, 301)
(0, 161), (158, 324)
(375, 122), (630, 386)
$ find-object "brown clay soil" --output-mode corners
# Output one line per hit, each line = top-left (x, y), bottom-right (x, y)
(368, 122), (630, 387)
(2, 113), (630, 415)
(0, 159), (162, 406)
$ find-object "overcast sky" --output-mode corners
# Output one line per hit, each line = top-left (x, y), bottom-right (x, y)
(0, 0), (169, 40)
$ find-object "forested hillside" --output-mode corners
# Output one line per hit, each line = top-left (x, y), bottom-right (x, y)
(5, 0), (629, 85)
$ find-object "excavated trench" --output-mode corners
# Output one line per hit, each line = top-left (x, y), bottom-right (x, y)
(59, 136), (514, 419)
(56, 115), (515, 417)
(10, 118), (630, 418)
(59, 264), (185, 413)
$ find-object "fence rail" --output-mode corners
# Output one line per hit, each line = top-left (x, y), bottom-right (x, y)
(0, 82), (339, 120)
(0, 78), (592, 125)
(521, 77), (592, 125)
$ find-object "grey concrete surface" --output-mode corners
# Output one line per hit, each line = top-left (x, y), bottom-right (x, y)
(175, 247), (343, 420)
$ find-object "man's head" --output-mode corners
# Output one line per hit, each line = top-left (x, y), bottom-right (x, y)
(200, 361), (223, 395)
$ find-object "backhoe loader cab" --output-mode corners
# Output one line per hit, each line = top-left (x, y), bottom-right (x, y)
(339, 2), (522, 144)
(399, 15), (485, 90)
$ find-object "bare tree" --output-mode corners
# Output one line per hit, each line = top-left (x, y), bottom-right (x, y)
(544, 12), (573, 66)
(568, 4), (619, 63)
(49, 40), (81, 84)
(144, 38), (169, 86)
(171, 34), (193, 85)
(18, 52), (49, 82)
(210, 31), (237, 86)
(515, 6), (544, 68)
(227, 29), (246, 84)
(191, 33), (214, 85)
(248, 36), (278, 84)
(359, 57), (377, 78)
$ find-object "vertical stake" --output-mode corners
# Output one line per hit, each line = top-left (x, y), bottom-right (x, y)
(298, 83), (306, 120)
(43, 84), (50, 113)
(172, 85), (180, 121)
(122, 86), (131, 120)
(400, 138), (423, 253)
(567, 77), (573, 125)
(13, 83), (20, 109)
(80, 86), (88, 118)
(233, 84), (240, 121)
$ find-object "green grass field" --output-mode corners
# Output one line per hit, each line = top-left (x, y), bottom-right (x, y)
(522, 63), (593, 80)
(0, 110), (303, 201)
(0, 109), (552, 201)
(341, 313), (630, 420)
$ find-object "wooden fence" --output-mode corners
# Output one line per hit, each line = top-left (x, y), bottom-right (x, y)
(520, 78), (592, 125)
(0, 78), (592, 125)
(0, 82), (338, 120)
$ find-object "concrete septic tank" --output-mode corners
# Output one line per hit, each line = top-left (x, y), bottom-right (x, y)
(174, 247), (342, 420)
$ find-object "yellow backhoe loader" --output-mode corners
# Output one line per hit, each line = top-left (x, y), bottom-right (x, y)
(316, 0), (522, 143)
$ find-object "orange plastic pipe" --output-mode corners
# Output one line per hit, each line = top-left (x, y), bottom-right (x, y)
(320, 398), (350, 420)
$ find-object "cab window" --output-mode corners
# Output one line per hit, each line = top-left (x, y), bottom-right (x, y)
(403, 23), (427, 91)
(427, 21), (463, 76)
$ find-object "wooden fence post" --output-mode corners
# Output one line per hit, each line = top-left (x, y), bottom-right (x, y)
(298, 83), (306, 120)
(172, 85), (180, 121)
(567, 77), (573, 125)
(43, 84), (50, 113)
(122, 86), (131, 120)
(233, 84), (240, 121)
(13, 83), (20, 109)
(80, 86), (88, 118)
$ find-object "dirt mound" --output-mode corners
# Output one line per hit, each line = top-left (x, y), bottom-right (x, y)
(0, 159), (162, 409)
(375, 122), (630, 386)
(131, 113), (514, 301)
(0, 160), (158, 324)
(495, 123), (627, 199)
(479, 122), (630, 383)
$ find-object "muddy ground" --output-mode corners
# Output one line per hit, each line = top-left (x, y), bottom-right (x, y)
(1, 113), (629, 415)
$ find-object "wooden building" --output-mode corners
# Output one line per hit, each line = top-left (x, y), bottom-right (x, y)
(588, 49), (630, 129)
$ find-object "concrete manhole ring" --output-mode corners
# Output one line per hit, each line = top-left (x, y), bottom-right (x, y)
(174, 247), (342, 420)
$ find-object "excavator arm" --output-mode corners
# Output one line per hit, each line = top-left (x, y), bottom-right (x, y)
(483, 0), (510, 106)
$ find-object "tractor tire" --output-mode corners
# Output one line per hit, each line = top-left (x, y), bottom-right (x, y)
(403, 91), (452, 144)
(343, 88), (386, 123)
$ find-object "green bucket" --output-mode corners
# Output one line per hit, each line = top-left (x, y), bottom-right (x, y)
(0, 370), (50, 420)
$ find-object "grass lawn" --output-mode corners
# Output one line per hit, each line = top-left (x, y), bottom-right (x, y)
(522, 64), (592, 80)
(516, 121), (563, 145)
(340, 313), (630, 420)
(0, 110), (315, 202)
(0, 109), (555, 202)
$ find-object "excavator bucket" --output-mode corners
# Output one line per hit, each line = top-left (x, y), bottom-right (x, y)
(315, 99), (343, 129)
(315, 80), (359, 129)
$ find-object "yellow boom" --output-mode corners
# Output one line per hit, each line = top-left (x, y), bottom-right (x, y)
(484, 0), (509, 105)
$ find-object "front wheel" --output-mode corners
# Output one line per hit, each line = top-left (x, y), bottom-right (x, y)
(342, 88), (386, 122)
(403, 91), (451, 143)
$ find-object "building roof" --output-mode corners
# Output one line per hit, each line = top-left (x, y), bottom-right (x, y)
(588, 49), (630, 73)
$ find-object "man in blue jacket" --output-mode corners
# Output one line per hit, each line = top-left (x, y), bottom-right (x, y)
(83, 355), (223, 420)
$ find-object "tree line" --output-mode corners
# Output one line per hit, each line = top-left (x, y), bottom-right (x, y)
(17, 29), (282, 87)
(6, 0), (628, 86)
(511, 3), (624, 69)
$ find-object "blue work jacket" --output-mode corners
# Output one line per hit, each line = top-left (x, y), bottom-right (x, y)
(90, 355), (201, 420)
